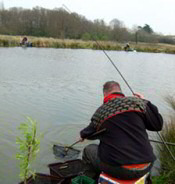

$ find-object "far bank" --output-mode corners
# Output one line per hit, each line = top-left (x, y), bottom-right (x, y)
(0, 34), (175, 54)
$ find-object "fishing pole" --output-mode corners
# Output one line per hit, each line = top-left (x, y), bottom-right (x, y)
(62, 5), (175, 161)
(157, 131), (175, 161)
(150, 139), (175, 147)
(62, 4), (134, 95)
(62, 4), (71, 13)
(93, 40), (135, 95)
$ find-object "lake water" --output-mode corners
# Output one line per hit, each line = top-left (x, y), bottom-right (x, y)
(0, 47), (175, 183)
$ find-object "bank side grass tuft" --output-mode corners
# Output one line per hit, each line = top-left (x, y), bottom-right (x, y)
(153, 95), (175, 184)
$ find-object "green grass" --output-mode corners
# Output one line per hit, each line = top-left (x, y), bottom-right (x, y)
(152, 175), (167, 183)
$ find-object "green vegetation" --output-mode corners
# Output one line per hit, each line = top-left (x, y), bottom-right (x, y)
(16, 117), (41, 184)
(152, 175), (167, 184)
(0, 6), (175, 45)
(153, 96), (175, 184)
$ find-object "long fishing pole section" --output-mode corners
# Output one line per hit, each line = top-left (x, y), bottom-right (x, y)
(157, 131), (175, 161)
(150, 139), (175, 147)
(62, 4), (134, 95)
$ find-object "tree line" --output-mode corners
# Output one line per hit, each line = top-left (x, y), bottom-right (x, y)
(0, 6), (174, 44)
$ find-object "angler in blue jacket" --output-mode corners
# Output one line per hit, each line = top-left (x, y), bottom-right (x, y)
(80, 81), (163, 180)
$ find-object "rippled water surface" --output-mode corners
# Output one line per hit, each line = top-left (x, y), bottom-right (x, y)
(0, 47), (175, 183)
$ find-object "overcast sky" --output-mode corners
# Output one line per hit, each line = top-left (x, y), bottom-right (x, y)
(2, 0), (175, 35)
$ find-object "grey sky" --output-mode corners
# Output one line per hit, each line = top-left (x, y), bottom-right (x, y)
(3, 0), (175, 35)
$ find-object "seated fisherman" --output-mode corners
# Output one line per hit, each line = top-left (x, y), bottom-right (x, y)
(79, 81), (163, 180)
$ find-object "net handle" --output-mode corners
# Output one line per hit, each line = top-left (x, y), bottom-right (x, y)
(66, 128), (106, 149)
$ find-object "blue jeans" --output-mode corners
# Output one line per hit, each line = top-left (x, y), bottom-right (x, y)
(82, 144), (153, 180)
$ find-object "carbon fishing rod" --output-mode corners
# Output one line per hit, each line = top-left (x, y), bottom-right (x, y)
(62, 4), (175, 161)
(150, 139), (175, 147)
(157, 131), (175, 161)
(62, 4), (134, 95)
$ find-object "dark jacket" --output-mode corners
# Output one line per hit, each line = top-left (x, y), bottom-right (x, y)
(80, 93), (163, 166)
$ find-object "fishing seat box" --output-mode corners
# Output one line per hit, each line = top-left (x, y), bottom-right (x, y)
(98, 172), (150, 184)
(48, 159), (86, 184)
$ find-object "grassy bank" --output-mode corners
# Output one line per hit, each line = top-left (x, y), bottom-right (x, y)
(152, 96), (175, 184)
(1, 34), (175, 54)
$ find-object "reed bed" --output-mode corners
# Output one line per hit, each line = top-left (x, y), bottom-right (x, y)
(133, 42), (175, 54)
(0, 34), (175, 54)
(0, 35), (21, 47)
(29, 37), (123, 50)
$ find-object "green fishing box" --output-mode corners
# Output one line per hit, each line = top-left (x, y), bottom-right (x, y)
(72, 175), (95, 184)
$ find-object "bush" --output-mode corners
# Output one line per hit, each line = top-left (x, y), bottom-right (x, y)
(16, 117), (42, 184)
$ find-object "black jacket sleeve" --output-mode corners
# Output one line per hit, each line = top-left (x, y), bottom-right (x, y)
(80, 122), (97, 140)
(144, 101), (163, 131)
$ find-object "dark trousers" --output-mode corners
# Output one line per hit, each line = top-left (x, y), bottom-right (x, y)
(82, 144), (153, 180)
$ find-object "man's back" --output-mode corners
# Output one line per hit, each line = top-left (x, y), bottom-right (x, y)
(98, 111), (156, 165)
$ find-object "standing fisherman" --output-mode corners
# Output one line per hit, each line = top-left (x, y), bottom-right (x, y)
(80, 81), (163, 180)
